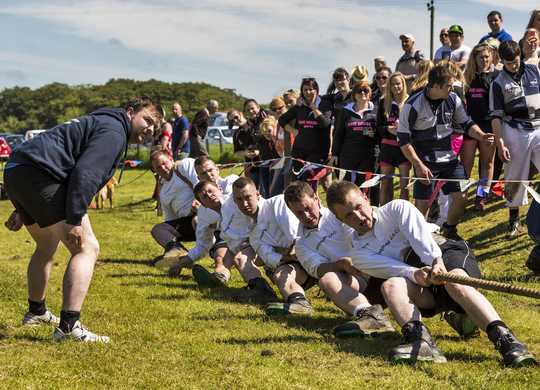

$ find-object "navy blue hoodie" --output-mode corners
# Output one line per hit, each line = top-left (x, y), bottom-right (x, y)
(10, 108), (131, 225)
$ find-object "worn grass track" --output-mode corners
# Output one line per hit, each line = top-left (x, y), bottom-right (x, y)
(0, 168), (539, 389)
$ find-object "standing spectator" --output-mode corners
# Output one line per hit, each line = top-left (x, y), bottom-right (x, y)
(3, 96), (162, 342)
(283, 89), (299, 108)
(490, 40), (540, 238)
(325, 67), (352, 118)
(521, 28), (540, 66)
(395, 33), (424, 91)
(479, 11), (513, 44)
(171, 102), (190, 160)
(371, 67), (391, 103)
(189, 100), (219, 158)
(230, 109), (260, 186)
(269, 96), (288, 156)
(259, 117), (283, 196)
(409, 60), (435, 95)
(243, 99), (269, 193)
(350, 65), (369, 86)
(377, 72), (410, 205)
(448, 25), (471, 70)
(0, 137), (11, 161)
(434, 28), (452, 62)
(397, 63), (494, 240)
(156, 107), (173, 154)
(485, 38), (503, 70)
(370, 57), (388, 95)
(331, 82), (379, 187)
(278, 77), (332, 186)
(463, 44), (499, 211)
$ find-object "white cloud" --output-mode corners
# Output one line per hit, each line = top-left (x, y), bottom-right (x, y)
(0, 0), (532, 101)
(470, 0), (538, 12)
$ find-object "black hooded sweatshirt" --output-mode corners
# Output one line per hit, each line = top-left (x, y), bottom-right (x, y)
(9, 108), (130, 225)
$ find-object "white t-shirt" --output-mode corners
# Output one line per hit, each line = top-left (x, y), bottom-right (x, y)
(450, 44), (471, 67)
(160, 158), (198, 221)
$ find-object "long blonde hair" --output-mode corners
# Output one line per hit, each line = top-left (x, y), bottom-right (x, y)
(464, 44), (493, 86)
(384, 72), (408, 117)
(410, 59), (434, 92)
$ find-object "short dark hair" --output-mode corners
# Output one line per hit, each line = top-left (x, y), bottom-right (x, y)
(499, 40), (521, 61)
(243, 99), (259, 112)
(194, 155), (215, 168)
(150, 149), (171, 163)
(428, 63), (454, 87)
(193, 180), (218, 202)
(232, 176), (256, 192)
(300, 77), (320, 100)
(487, 10), (502, 19)
(284, 181), (315, 205)
(326, 181), (360, 215)
(125, 96), (162, 121)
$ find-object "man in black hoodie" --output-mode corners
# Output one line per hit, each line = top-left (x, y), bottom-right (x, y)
(3, 96), (162, 343)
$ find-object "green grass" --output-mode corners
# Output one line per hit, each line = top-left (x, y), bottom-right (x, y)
(0, 169), (539, 389)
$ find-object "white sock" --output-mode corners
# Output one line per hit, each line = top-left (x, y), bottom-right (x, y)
(353, 303), (371, 317)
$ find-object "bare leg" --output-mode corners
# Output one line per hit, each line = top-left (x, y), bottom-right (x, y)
(478, 140), (495, 191)
(318, 271), (368, 315)
(460, 139), (478, 177)
(379, 165), (394, 206)
(381, 277), (436, 326)
(398, 163), (411, 200)
(415, 199), (430, 217)
(232, 246), (262, 282)
(443, 269), (501, 331)
(26, 223), (61, 302)
(272, 263), (308, 301)
(48, 215), (100, 312)
(447, 191), (466, 225)
(213, 247), (230, 280)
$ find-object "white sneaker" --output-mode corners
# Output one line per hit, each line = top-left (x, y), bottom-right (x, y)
(22, 310), (60, 327)
(53, 321), (110, 343)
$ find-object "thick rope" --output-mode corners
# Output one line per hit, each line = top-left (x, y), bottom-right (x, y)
(433, 272), (540, 299)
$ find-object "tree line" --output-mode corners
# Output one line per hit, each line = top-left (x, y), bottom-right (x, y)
(0, 79), (246, 133)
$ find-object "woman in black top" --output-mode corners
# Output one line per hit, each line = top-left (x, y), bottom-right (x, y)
(463, 43), (498, 210)
(377, 72), (410, 205)
(331, 81), (379, 186)
(324, 67), (352, 120)
(278, 77), (332, 183)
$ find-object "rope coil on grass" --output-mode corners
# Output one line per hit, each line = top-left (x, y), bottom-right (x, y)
(433, 272), (540, 299)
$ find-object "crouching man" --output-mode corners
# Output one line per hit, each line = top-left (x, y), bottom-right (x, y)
(326, 181), (536, 366)
(284, 181), (394, 337)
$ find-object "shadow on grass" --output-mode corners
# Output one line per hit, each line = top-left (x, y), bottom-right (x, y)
(11, 334), (48, 343)
(443, 350), (492, 363)
(109, 272), (185, 279)
(99, 258), (153, 266)
(115, 197), (155, 210)
(476, 241), (531, 262)
(120, 281), (184, 289)
(216, 335), (320, 345)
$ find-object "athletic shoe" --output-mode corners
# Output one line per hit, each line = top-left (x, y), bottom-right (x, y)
(487, 324), (537, 367)
(148, 255), (163, 267)
(443, 311), (479, 338)
(155, 253), (193, 273)
(265, 299), (313, 316)
(507, 220), (521, 239)
(53, 321), (110, 343)
(192, 265), (228, 288)
(22, 310), (60, 327)
(162, 242), (189, 262)
(333, 305), (395, 338)
(389, 321), (447, 364)
(440, 223), (464, 242)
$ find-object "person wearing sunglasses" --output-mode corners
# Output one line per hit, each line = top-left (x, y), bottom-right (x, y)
(278, 77), (333, 186)
(331, 82), (379, 191)
(434, 28), (452, 63)
(371, 67), (391, 103)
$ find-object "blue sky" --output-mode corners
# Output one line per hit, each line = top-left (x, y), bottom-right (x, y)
(1, 0), (536, 103)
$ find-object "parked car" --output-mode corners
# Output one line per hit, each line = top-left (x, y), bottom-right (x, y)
(4, 134), (24, 151)
(203, 112), (235, 144)
(25, 129), (46, 141)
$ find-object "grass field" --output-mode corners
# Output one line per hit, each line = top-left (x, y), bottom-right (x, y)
(0, 168), (539, 389)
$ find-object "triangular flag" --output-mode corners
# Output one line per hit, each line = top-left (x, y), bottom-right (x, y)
(337, 169), (346, 181)
(360, 174), (381, 188)
(525, 183), (540, 204)
(459, 179), (474, 192)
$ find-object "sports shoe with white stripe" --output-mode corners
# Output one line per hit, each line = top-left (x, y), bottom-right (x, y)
(22, 310), (60, 327)
(53, 321), (110, 343)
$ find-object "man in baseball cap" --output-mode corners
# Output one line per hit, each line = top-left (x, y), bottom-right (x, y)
(395, 33), (424, 91)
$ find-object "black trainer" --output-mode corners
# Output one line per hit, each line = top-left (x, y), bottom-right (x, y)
(389, 321), (447, 364)
(443, 311), (479, 339)
(507, 219), (521, 239)
(244, 277), (278, 303)
(440, 223), (464, 242)
(487, 324), (537, 367)
(526, 245), (540, 275)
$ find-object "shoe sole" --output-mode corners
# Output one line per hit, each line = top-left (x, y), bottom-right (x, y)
(333, 325), (395, 338)
(509, 355), (537, 367)
(264, 302), (312, 316)
(390, 353), (447, 364)
(192, 265), (226, 288)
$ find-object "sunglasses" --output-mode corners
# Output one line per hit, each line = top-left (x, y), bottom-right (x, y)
(440, 33), (448, 37)
(357, 89), (370, 95)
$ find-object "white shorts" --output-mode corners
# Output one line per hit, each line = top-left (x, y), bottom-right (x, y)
(502, 123), (540, 207)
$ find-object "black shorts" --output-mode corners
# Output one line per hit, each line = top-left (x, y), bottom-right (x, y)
(379, 143), (410, 168)
(413, 161), (467, 200)
(362, 277), (387, 307)
(464, 120), (492, 140)
(3, 164), (67, 228)
(165, 215), (196, 241)
(265, 261), (318, 291)
(405, 239), (481, 317)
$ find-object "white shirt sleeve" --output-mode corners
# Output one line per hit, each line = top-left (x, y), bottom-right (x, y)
(250, 223), (282, 269)
(295, 238), (329, 279)
(187, 208), (217, 262)
(351, 249), (418, 282)
(392, 200), (442, 265)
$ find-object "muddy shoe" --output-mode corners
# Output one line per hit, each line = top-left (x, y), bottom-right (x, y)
(487, 324), (537, 367)
(265, 298), (313, 316)
(389, 321), (447, 364)
(443, 311), (479, 338)
(333, 304), (395, 338)
(155, 245), (191, 272)
(192, 265), (228, 287)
